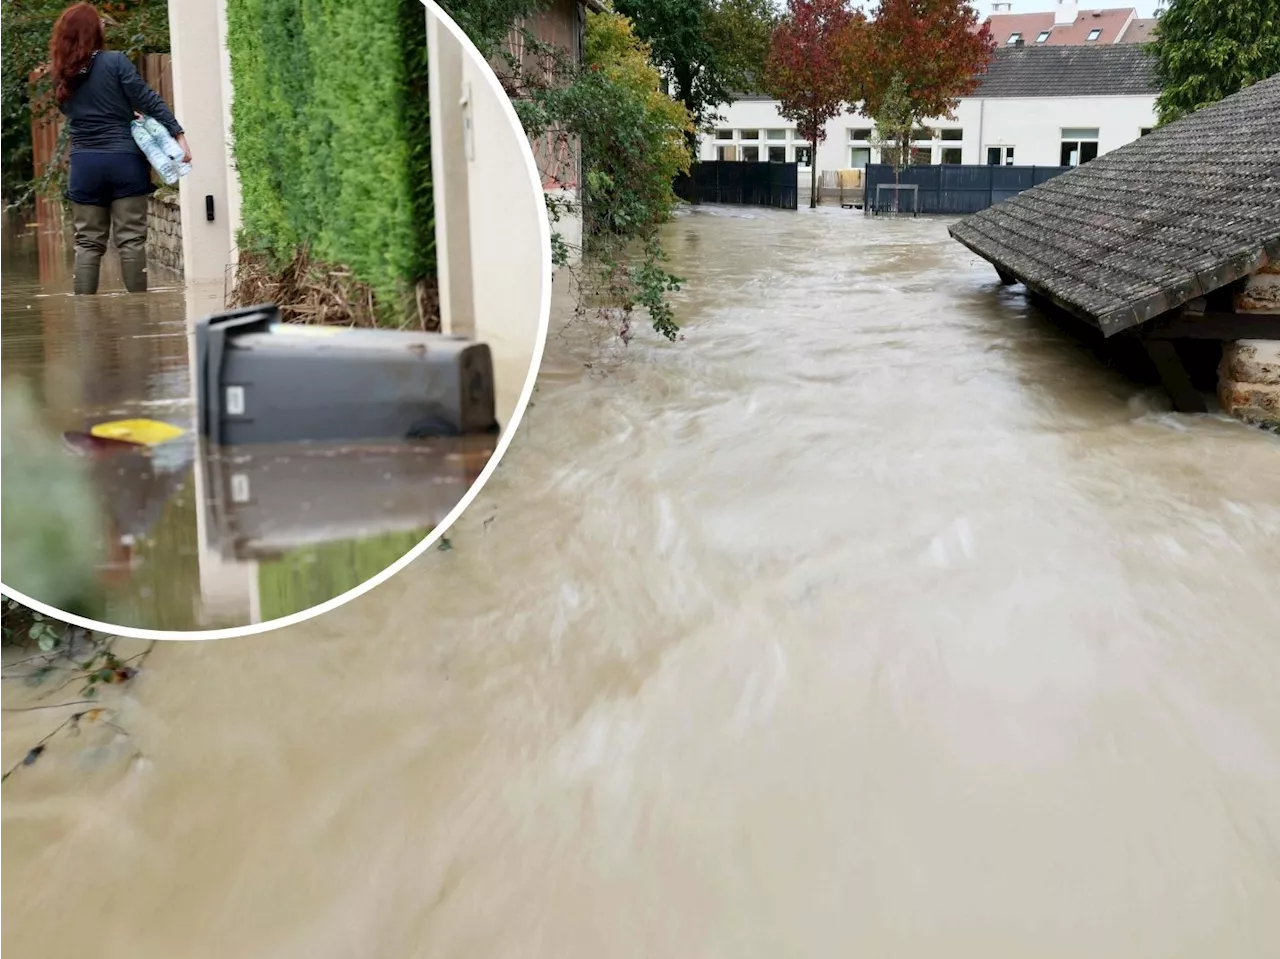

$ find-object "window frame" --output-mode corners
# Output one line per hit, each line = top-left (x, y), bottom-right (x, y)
(986, 144), (1016, 166)
(1006, 32), (1022, 45)
(1035, 30), (1051, 43)
(1085, 28), (1102, 41)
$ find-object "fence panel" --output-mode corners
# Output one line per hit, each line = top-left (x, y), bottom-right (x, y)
(674, 161), (799, 210)
(865, 163), (1072, 215)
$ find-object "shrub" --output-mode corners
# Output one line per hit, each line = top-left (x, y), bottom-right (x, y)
(224, 0), (434, 321)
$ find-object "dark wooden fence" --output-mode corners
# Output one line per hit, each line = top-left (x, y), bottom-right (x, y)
(864, 163), (1072, 216)
(674, 161), (799, 210)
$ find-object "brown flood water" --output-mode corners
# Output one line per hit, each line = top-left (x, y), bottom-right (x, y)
(1, 214), (488, 629)
(4, 206), (1280, 957)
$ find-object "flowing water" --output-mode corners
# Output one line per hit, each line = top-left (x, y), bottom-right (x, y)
(1, 214), (489, 629)
(4, 206), (1280, 957)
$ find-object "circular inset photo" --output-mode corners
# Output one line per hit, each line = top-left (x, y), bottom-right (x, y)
(1, 0), (549, 637)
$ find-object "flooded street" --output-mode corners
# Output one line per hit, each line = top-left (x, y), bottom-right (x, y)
(5, 207), (1280, 956)
(2, 215), (488, 629)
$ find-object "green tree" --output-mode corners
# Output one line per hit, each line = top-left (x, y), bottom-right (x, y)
(613, 0), (776, 150)
(763, 0), (862, 208)
(518, 9), (691, 340)
(1150, 0), (1280, 125)
(869, 71), (913, 181)
(859, 0), (993, 174)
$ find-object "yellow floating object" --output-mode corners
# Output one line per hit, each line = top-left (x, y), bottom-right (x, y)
(89, 418), (187, 447)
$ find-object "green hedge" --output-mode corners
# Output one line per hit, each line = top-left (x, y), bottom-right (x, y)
(225, 0), (434, 310)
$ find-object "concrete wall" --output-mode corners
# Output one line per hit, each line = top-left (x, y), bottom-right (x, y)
(167, 0), (240, 289)
(702, 94), (1158, 181)
(428, 3), (546, 428)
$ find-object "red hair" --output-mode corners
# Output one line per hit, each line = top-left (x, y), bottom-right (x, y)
(50, 3), (105, 104)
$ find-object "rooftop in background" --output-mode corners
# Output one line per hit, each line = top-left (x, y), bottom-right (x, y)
(1117, 17), (1158, 43)
(949, 73), (1280, 336)
(974, 44), (1159, 98)
(985, 5), (1138, 46)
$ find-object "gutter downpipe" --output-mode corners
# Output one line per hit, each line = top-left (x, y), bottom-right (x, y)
(976, 97), (985, 165)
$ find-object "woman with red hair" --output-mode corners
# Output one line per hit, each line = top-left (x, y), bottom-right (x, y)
(51, 2), (191, 295)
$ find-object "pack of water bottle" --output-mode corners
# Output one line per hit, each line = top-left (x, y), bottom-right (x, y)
(131, 115), (190, 186)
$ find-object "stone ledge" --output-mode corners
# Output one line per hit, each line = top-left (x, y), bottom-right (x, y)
(1219, 340), (1280, 428)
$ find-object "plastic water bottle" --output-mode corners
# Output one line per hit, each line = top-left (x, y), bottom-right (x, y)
(140, 115), (185, 162)
(131, 118), (189, 185)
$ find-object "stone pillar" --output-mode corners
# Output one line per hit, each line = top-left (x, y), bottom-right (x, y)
(167, 0), (239, 291)
(1219, 266), (1280, 429)
(1219, 340), (1280, 430)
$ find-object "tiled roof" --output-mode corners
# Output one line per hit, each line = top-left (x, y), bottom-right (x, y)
(949, 74), (1280, 336)
(974, 44), (1159, 98)
(1118, 17), (1157, 44)
(985, 7), (1136, 46)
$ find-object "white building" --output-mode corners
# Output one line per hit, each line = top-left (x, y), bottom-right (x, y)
(700, 45), (1159, 187)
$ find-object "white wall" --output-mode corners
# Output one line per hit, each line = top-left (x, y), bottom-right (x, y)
(702, 94), (1157, 178)
(167, 0), (239, 288)
(428, 6), (546, 429)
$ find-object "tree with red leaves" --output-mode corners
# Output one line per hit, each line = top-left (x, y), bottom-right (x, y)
(763, 0), (865, 208)
(860, 0), (993, 173)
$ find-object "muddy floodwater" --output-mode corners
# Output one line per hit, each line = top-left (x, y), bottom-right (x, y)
(1, 215), (488, 629)
(4, 207), (1280, 957)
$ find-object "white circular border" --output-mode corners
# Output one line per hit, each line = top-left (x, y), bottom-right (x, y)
(0, 0), (552, 640)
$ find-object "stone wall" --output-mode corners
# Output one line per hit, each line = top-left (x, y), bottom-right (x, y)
(147, 191), (183, 277)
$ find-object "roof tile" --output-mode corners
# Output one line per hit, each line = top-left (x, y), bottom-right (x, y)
(950, 73), (1280, 335)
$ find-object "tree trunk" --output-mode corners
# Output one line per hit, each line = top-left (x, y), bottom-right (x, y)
(676, 67), (699, 205)
(809, 154), (818, 209)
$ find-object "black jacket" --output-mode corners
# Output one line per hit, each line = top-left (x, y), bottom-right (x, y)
(59, 50), (183, 154)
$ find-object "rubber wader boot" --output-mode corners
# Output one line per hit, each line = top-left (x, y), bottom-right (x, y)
(111, 195), (150, 293)
(72, 203), (111, 295)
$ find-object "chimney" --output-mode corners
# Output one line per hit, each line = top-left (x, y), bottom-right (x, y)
(1054, 0), (1078, 25)
(991, 1), (1013, 12)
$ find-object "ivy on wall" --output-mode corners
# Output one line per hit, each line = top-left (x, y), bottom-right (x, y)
(224, 0), (434, 315)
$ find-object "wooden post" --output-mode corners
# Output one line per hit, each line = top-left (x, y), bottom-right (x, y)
(1141, 339), (1207, 414)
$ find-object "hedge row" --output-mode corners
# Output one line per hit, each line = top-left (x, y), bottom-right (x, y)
(224, 0), (434, 310)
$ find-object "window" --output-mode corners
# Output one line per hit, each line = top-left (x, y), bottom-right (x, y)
(1140, 127), (1153, 136)
(794, 145), (812, 167)
(1006, 32), (1022, 44)
(716, 145), (737, 161)
(1086, 28), (1102, 40)
(848, 127), (873, 142)
(909, 146), (932, 166)
(986, 145), (1015, 165)
(740, 129), (759, 141)
(766, 129), (787, 140)
(940, 128), (963, 141)
(1060, 127), (1100, 166)
(767, 145), (786, 162)
(741, 145), (760, 161)
(941, 147), (963, 164)
(715, 128), (733, 140)
(911, 127), (933, 142)
(850, 147), (871, 168)
(1036, 30), (1051, 42)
